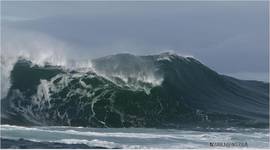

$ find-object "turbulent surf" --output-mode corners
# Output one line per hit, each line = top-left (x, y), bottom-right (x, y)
(1, 53), (269, 128)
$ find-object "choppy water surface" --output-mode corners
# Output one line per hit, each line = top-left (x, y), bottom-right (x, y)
(1, 125), (269, 149)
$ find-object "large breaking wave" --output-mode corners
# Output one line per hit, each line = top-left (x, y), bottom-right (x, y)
(1, 52), (269, 128)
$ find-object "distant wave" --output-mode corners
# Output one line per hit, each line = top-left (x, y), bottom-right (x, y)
(1, 53), (269, 128)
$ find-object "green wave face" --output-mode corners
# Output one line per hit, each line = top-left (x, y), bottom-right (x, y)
(1, 53), (269, 128)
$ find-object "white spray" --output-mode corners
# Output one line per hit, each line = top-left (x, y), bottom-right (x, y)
(1, 29), (68, 99)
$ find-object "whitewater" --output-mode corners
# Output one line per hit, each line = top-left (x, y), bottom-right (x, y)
(1, 124), (269, 149)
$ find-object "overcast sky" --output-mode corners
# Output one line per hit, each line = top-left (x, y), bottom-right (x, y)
(1, 1), (269, 81)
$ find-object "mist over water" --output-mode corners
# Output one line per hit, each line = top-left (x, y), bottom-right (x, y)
(0, 29), (175, 98)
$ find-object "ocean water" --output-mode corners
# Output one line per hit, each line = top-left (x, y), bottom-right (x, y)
(1, 54), (269, 149)
(1, 125), (269, 149)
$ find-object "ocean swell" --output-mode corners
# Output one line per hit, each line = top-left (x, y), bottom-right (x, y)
(1, 53), (269, 128)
